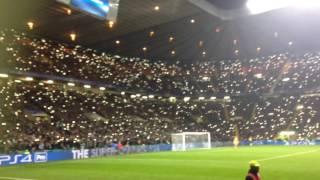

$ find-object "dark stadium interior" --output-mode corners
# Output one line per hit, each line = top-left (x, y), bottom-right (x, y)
(2, 0), (320, 63)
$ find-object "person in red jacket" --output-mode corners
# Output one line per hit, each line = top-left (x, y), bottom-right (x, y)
(245, 160), (261, 180)
(117, 141), (123, 155)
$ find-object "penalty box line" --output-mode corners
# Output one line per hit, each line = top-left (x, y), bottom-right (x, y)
(0, 177), (36, 180)
(257, 149), (319, 162)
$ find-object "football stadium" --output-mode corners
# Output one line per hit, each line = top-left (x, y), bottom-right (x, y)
(1, 0), (320, 179)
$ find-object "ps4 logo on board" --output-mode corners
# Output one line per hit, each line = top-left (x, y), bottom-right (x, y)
(0, 154), (32, 165)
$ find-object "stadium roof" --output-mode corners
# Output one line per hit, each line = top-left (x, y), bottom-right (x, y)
(2, 0), (320, 63)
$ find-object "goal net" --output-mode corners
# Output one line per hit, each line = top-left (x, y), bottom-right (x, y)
(171, 132), (211, 151)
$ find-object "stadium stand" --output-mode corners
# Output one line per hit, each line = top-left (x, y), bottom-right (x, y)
(1, 29), (320, 153)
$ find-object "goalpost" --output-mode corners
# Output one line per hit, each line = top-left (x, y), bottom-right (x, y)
(171, 132), (211, 151)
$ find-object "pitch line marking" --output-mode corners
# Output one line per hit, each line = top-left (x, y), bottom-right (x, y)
(0, 177), (36, 180)
(258, 149), (319, 162)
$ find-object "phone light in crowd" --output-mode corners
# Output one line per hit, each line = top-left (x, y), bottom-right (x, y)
(198, 97), (205, 101)
(210, 96), (216, 100)
(142, 47), (147, 52)
(202, 51), (206, 56)
(184, 97), (191, 102)
(121, 91), (125, 95)
(115, 40), (120, 45)
(171, 50), (176, 55)
(45, 80), (54, 84)
(257, 47), (261, 52)
(27, 21), (34, 30)
(296, 105), (304, 110)
(247, 0), (320, 15)
(67, 82), (75, 87)
(14, 80), (22, 83)
(25, 77), (34, 81)
(254, 73), (263, 79)
(224, 96), (231, 100)
(148, 95), (155, 99)
(282, 77), (290, 82)
(169, 97), (176, 102)
(99, 87), (106, 91)
(169, 36), (174, 42)
(70, 33), (77, 41)
(84, 85), (91, 89)
(0, 73), (8, 78)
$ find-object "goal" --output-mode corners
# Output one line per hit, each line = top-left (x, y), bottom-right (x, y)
(171, 132), (211, 151)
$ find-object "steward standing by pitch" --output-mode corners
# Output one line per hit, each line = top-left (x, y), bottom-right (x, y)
(245, 161), (261, 180)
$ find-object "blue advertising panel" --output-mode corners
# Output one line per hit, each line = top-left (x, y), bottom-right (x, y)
(47, 151), (74, 161)
(0, 144), (172, 166)
(1, 142), (320, 167)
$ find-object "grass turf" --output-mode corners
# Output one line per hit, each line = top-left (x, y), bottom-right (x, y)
(0, 146), (319, 180)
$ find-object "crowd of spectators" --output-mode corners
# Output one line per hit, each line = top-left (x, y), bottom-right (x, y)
(1, 29), (320, 153)
(0, 29), (291, 96)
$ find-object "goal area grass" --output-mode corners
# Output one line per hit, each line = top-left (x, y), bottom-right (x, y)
(0, 146), (319, 180)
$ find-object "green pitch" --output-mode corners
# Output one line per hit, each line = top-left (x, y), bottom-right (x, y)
(0, 146), (320, 180)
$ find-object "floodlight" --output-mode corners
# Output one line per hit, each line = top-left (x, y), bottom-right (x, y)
(247, 0), (320, 14)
